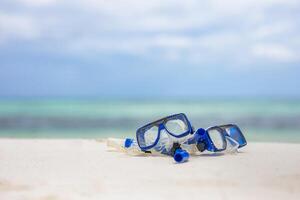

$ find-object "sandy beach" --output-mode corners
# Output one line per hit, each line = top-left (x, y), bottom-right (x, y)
(0, 139), (299, 200)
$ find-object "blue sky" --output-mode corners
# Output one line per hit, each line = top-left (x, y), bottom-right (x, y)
(0, 0), (300, 98)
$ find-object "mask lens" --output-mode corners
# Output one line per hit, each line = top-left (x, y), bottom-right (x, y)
(165, 118), (188, 136)
(137, 125), (159, 148)
(207, 128), (226, 150)
(224, 125), (247, 147)
(143, 125), (159, 147)
(225, 136), (239, 153)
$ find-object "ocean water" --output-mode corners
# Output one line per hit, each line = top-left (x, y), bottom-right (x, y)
(0, 99), (299, 143)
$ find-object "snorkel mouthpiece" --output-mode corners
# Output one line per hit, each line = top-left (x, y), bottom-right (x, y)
(174, 149), (189, 163)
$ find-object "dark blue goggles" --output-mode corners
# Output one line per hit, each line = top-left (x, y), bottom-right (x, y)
(136, 113), (193, 151)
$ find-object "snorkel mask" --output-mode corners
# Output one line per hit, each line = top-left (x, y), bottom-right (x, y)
(184, 124), (247, 154)
(136, 113), (193, 163)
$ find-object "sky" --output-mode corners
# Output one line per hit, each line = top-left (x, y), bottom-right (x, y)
(0, 0), (300, 98)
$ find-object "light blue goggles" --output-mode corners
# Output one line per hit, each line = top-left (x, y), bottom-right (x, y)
(219, 124), (247, 148)
(190, 124), (247, 153)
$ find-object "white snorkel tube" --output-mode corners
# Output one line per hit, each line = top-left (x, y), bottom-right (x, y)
(107, 137), (190, 163)
(106, 138), (145, 156)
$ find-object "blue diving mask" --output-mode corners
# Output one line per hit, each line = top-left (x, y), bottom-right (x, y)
(136, 113), (193, 161)
(184, 124), (247, 153)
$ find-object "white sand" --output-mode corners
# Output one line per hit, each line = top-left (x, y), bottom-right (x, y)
(0, 139), (300, 200)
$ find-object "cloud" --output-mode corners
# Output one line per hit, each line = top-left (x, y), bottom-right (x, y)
(17, 0), (56, 7)
(0, 13), (40, 43)
(251, 43), (299, 62)
(253, 21), (295, 39)
(1, 0), (300, 97)
(0, 0), (300, 66)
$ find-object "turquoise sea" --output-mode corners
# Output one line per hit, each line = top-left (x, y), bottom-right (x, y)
(0, 99), (299, 143)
